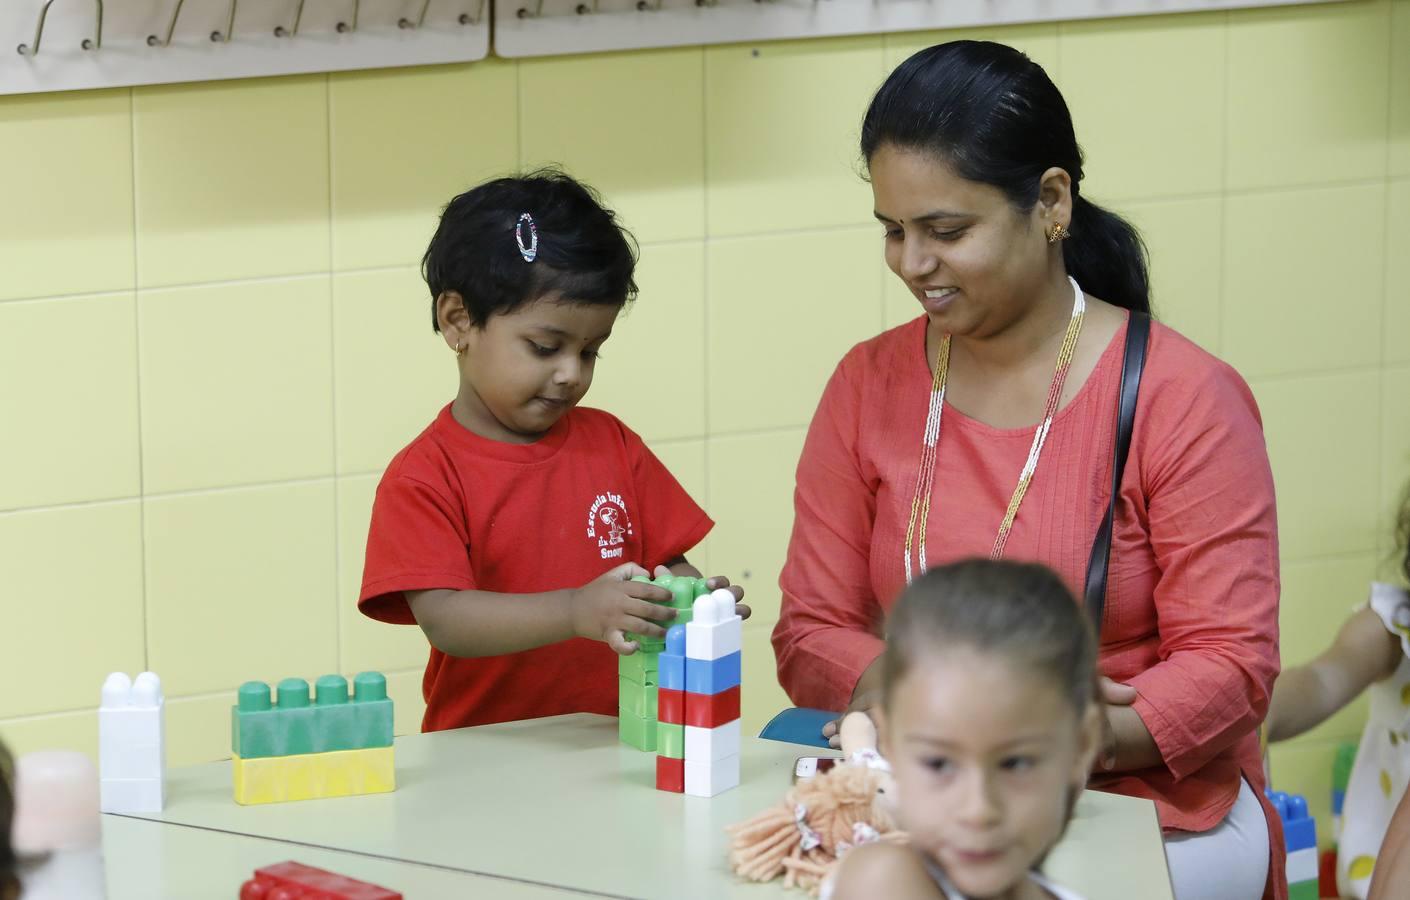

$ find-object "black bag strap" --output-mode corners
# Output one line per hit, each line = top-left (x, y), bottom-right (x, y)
(1083, 310), (1150, 631)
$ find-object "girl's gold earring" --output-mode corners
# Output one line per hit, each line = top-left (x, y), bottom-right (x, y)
(454, 341), (466, 356)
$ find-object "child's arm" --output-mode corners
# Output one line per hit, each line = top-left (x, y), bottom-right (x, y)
(1266, 605), (1402, 743)
(827, 842), (941, 900)
(406, 563), (677, 657)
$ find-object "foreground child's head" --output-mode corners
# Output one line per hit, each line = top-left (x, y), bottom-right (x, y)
(424, 169), (637, 442)
(880, 559), (1101, 898)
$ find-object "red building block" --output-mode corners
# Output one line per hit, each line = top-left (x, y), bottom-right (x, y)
(1319, 849), (1337, 897)
(656, 755), (684, 793)
(240, 861), (402, 900)
(684, 685), (740, 729)
(658, 688), (684, 725)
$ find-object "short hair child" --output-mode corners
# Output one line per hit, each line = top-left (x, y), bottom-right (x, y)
(829, 559), (1100, 900)
(359, 169), (744, 732)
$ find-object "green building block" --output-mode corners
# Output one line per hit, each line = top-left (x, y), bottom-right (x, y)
(232, 671), (393, 759)
(618, 709), (657, 752)
(619, 677), (657, 719)
(1333, 741), (1357, 794)
(1288, 881), (1318, 900)
(619, 649), (659, 686)
(658, 722), (684, 759)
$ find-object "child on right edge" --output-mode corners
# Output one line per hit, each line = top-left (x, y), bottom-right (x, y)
(828, 559), (1099, 900)
(1266, 486), (1410, 899)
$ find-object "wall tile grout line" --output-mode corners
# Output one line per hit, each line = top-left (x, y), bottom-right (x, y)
(326, 72), (343, 678)
(128, 84), (151, 674)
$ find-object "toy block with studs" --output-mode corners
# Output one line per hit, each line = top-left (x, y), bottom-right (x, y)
(682, 589), (742, 798)
(621, 575), (710, 756)
(240, 860), (402, 900)
(231, 671), (395, 805)
(233, 672), (392, 760)
(99, 671), (166, 813)
(1267, 790), (1318, 900)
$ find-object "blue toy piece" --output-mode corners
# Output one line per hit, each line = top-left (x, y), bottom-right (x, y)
(659, 625), (686, 692)
(757, 707), (838, 749)
(1267, 790), (1317, 852)
(685, 651), (741, 696)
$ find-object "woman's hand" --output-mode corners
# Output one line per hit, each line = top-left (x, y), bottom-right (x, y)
(821, 656), (885, 749)
(1096, 676), (1141, 772)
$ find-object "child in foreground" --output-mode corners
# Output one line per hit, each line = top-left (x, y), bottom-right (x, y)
(828, 559), (1099, 900)
(1265, 486), (1410, 898)
(359, 169), (745, 732)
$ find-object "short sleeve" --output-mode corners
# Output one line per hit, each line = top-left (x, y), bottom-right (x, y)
(621, 423), (713, 567)
(358, 472), (477, 625)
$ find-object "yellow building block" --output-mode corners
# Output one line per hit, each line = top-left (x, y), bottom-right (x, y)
(232, 745), (394, 805)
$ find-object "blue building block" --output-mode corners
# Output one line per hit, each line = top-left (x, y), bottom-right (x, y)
(1267, 790), (1317, 853)
(1331, 788), (1345, 818)
(659, 626), (686, 692)
(685, 651), (741, 696)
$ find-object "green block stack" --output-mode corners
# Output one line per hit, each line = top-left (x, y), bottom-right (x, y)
(618, 574), (708, 752)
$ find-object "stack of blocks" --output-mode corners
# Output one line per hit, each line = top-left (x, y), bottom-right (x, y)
(618, 574), (709, 752)
(99, 671), (166, 813)
(658, 590), (742, 797)
(231, 671), (395, 805)
(1268, 790), (1318, 900)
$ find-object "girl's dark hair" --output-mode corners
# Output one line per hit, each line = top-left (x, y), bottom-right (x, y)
(423, 167), (638, 331)
(1398, 482), (1410, 584)
(883, 559), (1097, 714)
(861, 41), (1150, 315)
(0, 740), (16, 898)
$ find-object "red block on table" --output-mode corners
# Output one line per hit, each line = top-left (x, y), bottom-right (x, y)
(240, 861), (402, 900)
(656, 755), (684, 793)
(1319, 849), (1337, 897)
(658, 688), (684, 725)
(684, 684), (740, 729)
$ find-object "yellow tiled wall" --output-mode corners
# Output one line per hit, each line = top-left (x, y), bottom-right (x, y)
(1, 3), (1406, 832)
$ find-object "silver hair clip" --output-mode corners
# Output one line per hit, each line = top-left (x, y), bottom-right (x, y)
(515, 213), (538, 263)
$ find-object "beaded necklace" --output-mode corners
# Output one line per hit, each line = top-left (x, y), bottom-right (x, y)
(902, 276), (1086, 584)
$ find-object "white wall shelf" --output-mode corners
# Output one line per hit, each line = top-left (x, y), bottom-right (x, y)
(0, 0), (489, 96)
(493, 0), (1350, 57)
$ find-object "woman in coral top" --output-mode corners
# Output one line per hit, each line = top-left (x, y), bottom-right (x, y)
(772, 41), (1282, 900)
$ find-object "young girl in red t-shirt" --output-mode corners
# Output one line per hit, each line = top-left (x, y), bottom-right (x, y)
(359, 169), (747, 732)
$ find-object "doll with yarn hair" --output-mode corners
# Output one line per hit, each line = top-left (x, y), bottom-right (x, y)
(726, 711), (906, 895)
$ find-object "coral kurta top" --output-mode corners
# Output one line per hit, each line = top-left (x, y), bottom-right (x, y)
(774, 315), (1282, 838)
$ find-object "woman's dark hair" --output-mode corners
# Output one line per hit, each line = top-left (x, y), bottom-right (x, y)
(423, 167), (638, 331)
(883, 559), (1097, 715)
(861, 41), (1150, 315)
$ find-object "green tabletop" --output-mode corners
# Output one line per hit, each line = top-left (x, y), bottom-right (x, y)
(103, 814), (585, 898)
(118, 713), (1172, 900)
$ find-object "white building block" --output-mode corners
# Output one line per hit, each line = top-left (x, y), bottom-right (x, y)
(685, 720), (741, 762)
(1287, 847), (1318, 884)
(99, 671), (165, 813)
(684, 753), (740, 798)
(685, 589), (742, 661)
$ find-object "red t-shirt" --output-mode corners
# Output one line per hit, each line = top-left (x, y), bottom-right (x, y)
(359, 404), (713, 731)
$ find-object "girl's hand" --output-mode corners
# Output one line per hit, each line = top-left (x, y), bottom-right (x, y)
(570, 563), (676, 655)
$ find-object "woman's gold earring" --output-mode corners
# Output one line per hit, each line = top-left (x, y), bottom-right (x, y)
(1047, 223), (1070, 244)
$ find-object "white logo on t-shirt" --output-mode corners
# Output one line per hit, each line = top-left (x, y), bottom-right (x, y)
(587, 492), (634, 560)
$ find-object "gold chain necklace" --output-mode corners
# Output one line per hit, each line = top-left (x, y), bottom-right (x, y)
(903, 277), (1086, 584)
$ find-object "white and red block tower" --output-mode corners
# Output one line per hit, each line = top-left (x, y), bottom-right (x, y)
(655, 588), (741, 797)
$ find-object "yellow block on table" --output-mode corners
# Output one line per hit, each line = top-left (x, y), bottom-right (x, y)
(232, 746), (395, 805)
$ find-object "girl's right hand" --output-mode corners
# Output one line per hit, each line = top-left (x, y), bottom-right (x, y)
(569, 563), (677, 655)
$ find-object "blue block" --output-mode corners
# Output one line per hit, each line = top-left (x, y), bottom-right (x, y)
(758, 707), (838, 749)
(1331, 788), (1345, 817)
(686, 651), (741, 695)
(1267, 790), (1317, 853)
(659, 626), (686, 692)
